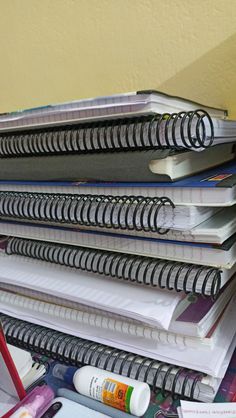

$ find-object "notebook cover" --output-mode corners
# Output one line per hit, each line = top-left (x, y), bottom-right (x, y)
(220, 233), (236, 251)
(176, 278), (233, 324)
(0, 160), (235, 187)
(74, 161), (236, 189)
(0, 150), (176, 182)
(0, 90), (227, 120)
(176, 294), (220, 324)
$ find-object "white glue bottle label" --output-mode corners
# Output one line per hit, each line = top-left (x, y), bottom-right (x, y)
(73, 365), (151, 416)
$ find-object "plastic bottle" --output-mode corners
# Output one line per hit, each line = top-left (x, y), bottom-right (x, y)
(73, 365), (151, 417)
(51, 363), (77, 384)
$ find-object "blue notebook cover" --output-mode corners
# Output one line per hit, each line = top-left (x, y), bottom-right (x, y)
(0, 161), (235, 189)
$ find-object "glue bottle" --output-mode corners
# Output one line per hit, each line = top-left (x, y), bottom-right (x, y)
(73, 365), (151, 417)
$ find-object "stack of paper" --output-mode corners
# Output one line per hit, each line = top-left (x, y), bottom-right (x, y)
(0, 90), (235, 403)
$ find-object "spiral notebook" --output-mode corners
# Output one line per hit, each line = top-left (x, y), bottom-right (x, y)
(0, 280), (235, 350)
(0, 107), (235, 153)
(1, 235), (236, 296)
(0, 204), (235, 246)
(1, 112), (236, 157)
(0, 286), (235, 378)
(1, 112), (236, 156)
(81, 205), (236, 244)
(0, 90), (226, 132)
(0, 252), (184, 330)
(0, 313), (231, 403)
(0, 253), (235, 348)
(1, 161), (235, 207)
(0, 219), (235, 269)
(1, 276), (234, 341)
(0, 190), (219, 231)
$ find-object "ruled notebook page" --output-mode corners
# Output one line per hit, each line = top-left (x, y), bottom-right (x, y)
(0, 254), (182, 330)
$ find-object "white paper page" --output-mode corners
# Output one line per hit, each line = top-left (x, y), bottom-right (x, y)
(0, 254), (182, 330)
(0, 353), (19, 397)
(177, 407), (183, 418)
(0, 391), (17, 417)
(7, 345), (32, 379)
(0, 352), (19, 416)
(180, 401), (236, 418)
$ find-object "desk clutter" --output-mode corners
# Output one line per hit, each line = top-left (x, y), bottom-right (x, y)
(0, 89), (235, 417)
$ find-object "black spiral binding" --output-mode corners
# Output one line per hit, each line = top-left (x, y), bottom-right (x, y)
(0, 313), (205, 400)
(5, 237), (222, 296)
(0, 191), (174, 233)
(0, 110), (214, 157)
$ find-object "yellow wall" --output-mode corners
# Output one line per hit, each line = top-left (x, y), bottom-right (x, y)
(0, 0), (236, 116)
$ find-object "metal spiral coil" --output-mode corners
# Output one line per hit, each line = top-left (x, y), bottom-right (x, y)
(0, 313), (205, 400)
(6, 237), (222, 296)
(0, 110), (214, 157)
(0, 191), (174, 233)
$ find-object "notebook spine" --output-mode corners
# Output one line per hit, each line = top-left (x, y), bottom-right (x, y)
(0, 314), (205, 400)
(0, 110), (214, 157)
(0, 192), (174, 234)
(5, 237), (221, 296)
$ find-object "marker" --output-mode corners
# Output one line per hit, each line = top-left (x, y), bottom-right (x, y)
(9, 386), (54, 418)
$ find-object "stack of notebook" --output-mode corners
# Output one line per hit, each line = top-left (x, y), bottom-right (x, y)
(0, 90), (235, 405)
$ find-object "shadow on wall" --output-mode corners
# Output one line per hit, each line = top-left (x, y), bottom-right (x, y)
(158, 33), (236, 118)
